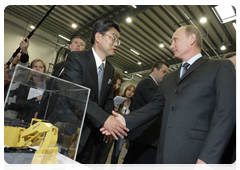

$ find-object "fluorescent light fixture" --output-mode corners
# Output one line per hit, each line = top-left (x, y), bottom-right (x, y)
(132, 5), (137, 8)
(59, 34), (71, 41)
(30, 25), (35, 29)
(233, 22), (236, 30)
(130, 49), (139, 55)
(126, 17), (132, 23)
(200, 17), (207, 23)
(124, 71), (128, 74)
(138, 61), (142, 65)
(136, 73), (142, 77)
(221, 45), (226, 50)
(213, 5), (236, 24)
(72, 23), (77, 28)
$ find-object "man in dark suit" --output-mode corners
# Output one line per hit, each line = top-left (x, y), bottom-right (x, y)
(61, 18), (129, 163)
(52, 36), (86, 77)
(123, 60), (169, 164)
(220, 52), (236, 164)
(102, 25), (236, 164)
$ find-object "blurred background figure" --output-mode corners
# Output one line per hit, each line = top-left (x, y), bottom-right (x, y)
(111, 85), (135, 164)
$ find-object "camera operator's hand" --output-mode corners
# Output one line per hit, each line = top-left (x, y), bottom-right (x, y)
(20, 38), (29, 54)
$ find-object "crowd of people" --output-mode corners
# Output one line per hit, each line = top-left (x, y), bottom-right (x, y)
(4, 18), (236, 164)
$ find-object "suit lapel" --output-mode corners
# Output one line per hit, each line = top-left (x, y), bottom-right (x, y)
(178, 56), (209, 84)
(86, 49), (98, 98)
(99, 62), (110, 103)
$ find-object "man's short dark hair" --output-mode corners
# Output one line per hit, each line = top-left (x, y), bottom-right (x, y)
(151, 60), (169, 72)
(91, 18), (121, 45)
(224, 52), (236, 59)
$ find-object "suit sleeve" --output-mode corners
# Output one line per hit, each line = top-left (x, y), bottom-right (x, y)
(103, 73), (114, 115)
(62, 52), (109, 128)
(125, 84), (164, 131)
(198, 60), (236, 163)
(141, 78), (158, 104)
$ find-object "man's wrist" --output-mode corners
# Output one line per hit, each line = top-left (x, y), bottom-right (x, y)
(21, 51), (28, 54)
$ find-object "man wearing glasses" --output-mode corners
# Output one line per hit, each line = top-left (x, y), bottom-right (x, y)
(62, 18), (127, 164)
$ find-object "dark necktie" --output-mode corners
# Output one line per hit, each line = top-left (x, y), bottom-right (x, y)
(180, 62), (190, 78)
(98, 63), (104, 100)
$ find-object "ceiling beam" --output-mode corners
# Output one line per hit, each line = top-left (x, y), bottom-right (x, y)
(79, 5), (153, 40)
(127, 44), (235, 74)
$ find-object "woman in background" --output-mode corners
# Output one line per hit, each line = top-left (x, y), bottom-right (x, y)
(96, 72), (124, 164)
(18, 58), (47, 123)
(111, 85), (136, 164)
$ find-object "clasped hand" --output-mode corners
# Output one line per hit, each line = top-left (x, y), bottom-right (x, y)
(100, 111), (128, 140)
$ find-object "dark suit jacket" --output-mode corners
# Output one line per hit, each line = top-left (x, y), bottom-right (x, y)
(125, 56), (236, 164)
(61, 49), (114, 153)
(126, 75), (161, 147)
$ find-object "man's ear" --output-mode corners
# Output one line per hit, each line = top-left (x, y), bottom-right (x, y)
(190, 33), (197, 45)
(95, 32), (101, 43)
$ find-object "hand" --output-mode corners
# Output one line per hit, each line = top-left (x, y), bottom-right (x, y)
(195, 159), (210, 170)
(20, 38), (29, 54)
(103, 135), (115, 143)
(37, 95), (43, 102)
(114, 105), (119, 112)
(100, 111), (128, 137)
(4, 64), (9, 70)
(100, 111), (129, 140)
(34, 112), (38, 118)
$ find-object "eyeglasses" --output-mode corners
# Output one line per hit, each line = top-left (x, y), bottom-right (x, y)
(103, 34), (121, 46)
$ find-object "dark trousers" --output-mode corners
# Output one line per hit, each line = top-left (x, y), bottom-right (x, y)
(123, 141), (157, 164)
(76, 128), (97, 164)
(89, 139), (113, 164)
(221, 126), (236, 164)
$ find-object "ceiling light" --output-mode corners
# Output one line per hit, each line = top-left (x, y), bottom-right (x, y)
(233, 22), (236, 30)
(221, 45), (226, 50)
(200, 17), (207, 23)
(136, 73), (142, 77)
(59, 34), (71, 41)
(30, 25), (35, 29)
(138, 61), (142, 65)
(213, 5), (236, 23)
(124, 71), (128, 74)
(130, 49), (139, 55)
(126, 17), (132, 23)
(159, 43), (164, 48)
(72, 23), (77, 28)
(132, 5), (137, 8)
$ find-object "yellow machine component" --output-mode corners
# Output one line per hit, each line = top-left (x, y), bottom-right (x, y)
(4, 118), (58, 164)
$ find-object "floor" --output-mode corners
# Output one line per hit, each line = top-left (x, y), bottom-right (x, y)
(105, 142), (126, 164)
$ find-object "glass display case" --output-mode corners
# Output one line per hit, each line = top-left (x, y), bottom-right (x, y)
(4, 65), (90, 164)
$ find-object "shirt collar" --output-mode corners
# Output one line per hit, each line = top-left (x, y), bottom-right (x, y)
(183, 53), (202, 66)
(149, 75), (158, 85)
(92, 47), (106, 69)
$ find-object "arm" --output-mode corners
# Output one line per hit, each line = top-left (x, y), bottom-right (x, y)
(198, 61), (236, 163)
(63, 52), (128, 139)
(101, 85), (164, 135)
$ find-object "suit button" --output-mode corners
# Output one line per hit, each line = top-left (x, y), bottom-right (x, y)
(170, 107), (174, 111)
(175, 90), (178, 94)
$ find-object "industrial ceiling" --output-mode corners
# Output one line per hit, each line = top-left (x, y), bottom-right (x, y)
(4, 5), (236, 79)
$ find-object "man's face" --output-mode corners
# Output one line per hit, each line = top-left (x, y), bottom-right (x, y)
(12, 53), (21, 65)
(98, 27), (120, 57)
(69, 38), (85, 52)
(228, 56), (236, 69)
(170, 27), (191, 60)
(155, 64), (169, 83)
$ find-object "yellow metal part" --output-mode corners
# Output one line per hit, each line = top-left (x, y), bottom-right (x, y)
(4, 118), (59, 164)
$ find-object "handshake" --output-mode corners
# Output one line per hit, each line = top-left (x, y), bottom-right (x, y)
(100, 111), (128, 140)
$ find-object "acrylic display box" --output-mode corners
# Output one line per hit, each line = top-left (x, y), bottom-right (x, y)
(4, 65), (90, 164)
